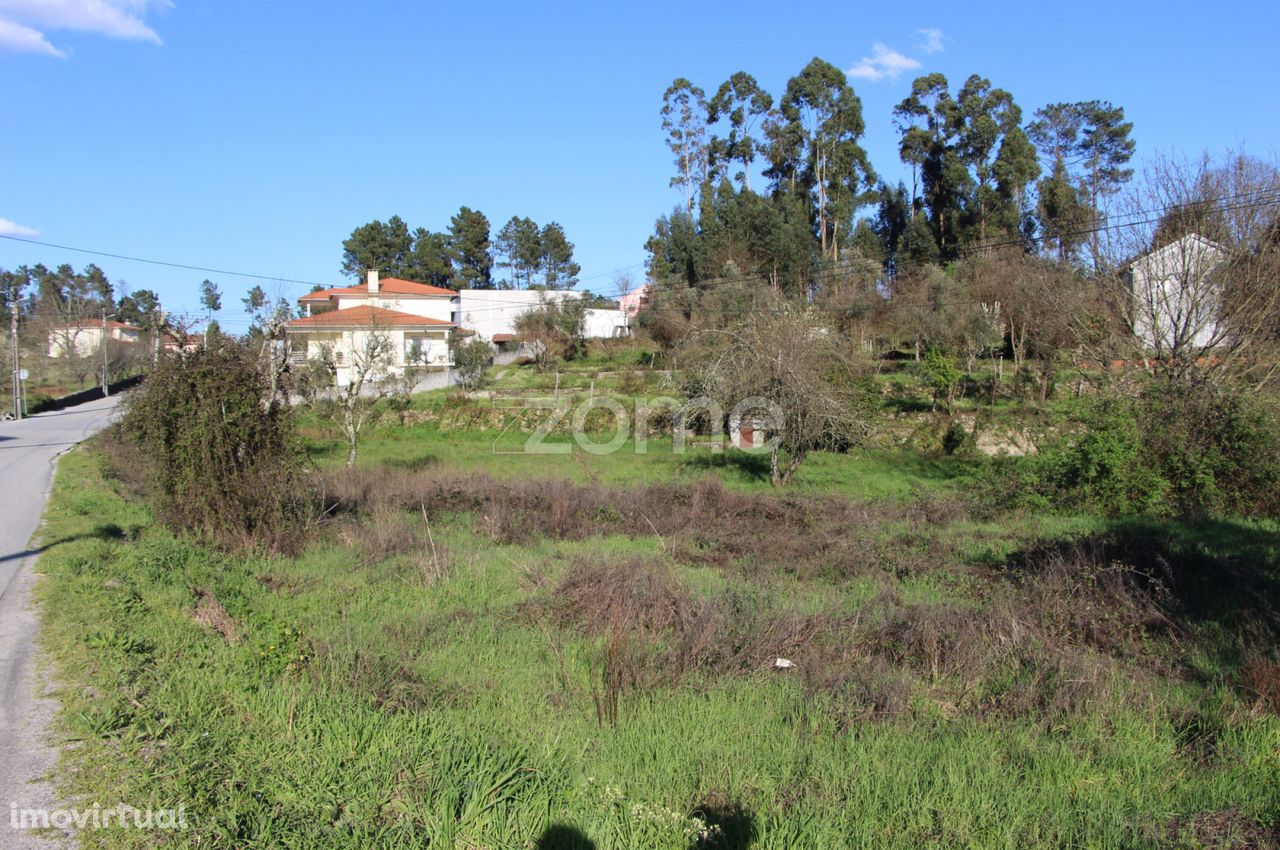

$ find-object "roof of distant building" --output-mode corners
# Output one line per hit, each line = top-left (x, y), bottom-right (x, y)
(299, 278), (456, 302)
(285, 305), (455, 329)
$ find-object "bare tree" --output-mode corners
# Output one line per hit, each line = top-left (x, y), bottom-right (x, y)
(336, 324), (397, 467)
(967, 249), (1097, 400)
(613, 271), (637, 302)
(244, 286), (295, 410)
(685, 293), (872, 486)
(514, 296), (587, 371)
(1108, 152), (1280, 389)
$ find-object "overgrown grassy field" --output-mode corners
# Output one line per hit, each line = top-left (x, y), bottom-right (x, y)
(33, 410), (1280, 848)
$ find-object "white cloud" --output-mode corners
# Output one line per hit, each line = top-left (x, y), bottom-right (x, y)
(0, 0), (169, 56)
(0, 217), (39, 237)
(847, 43), (921, 82)
(0, 16), (63, 55)
(914, 27), (945, 55)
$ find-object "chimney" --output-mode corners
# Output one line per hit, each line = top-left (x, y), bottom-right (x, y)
(367, 268), (380, 293)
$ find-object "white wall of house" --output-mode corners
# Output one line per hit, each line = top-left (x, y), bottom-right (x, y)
(47, 325), (140, 358)
(1130, 234), (1226, 354)
(456, 291), (628, 341)
(290, 327), (452, 387)
(584, 308), (629, 339)
(455, 290), (579, 342)
(332, 293), (454, 323)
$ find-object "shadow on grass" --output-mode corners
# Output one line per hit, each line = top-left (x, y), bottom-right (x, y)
(692, 799), (757, 848)
(536, 824), (596, 850)
(383, 454), (439, 472)
(532, 803), (757, 850)
(0, 523), (134, 566)
(1005, 516), (1280, 679)
(883, 396), (936, 414)
(681, 450), (772, 483)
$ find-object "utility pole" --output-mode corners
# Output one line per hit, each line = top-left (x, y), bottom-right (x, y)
(9, 302), (20, 420)
(101, 307), (110, 397)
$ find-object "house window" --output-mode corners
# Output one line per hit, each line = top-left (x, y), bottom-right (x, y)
(406, 338), (433, 364)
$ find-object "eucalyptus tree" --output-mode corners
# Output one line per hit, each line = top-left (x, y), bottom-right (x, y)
(771, 58), (875, 261)
(893, 73), (968, 258)
(954, 74), (1039, 243)
(709, 72), (773, 192)
(199, 279), (221, 314)
(661, 78), (711, 213)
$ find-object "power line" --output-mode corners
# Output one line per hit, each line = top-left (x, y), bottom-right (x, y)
(0, 232), (645, 295)
(0, 234), (332, 288)
(6, 186), (1277, 328)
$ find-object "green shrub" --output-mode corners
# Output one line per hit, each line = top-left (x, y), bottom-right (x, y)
(992, 380), (1280, 519)
(941, 420), (971, 456)
(920, 347), (961, 412)
(115, 341), (310, 552)
(449, 335), (493, 390)
(1138, 379), (1280, 518)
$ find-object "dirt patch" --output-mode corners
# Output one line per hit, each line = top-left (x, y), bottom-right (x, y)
(1157, 809), (1280, 849)
(191, 588), (240, 644)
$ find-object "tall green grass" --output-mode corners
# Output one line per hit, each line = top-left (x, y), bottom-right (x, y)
(31, 448), (1280, 848)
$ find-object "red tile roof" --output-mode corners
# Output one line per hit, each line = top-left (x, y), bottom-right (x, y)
(285, 305), (454, 329)
(299, 278), (457, 302)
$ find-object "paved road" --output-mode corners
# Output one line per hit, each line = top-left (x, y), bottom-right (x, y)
(0, 396), (121, 848)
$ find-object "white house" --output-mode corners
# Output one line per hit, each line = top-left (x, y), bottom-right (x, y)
(1129, 233), (1227, 355)
(286, 271), (455, 387)
(47, 321), (141, 358)
(287, 271), (633, 384)
(455, 289), (629, 345)
(298, 269), (456, 322)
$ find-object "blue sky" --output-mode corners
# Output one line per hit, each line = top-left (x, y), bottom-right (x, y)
(1, 0), (1277, 330)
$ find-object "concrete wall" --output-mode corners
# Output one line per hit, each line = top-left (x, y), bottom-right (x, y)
(455, 290), (579, 341)
(457, 291), (629, 341)
(333, 294), (454, 323)
(584, 308), (628, 339)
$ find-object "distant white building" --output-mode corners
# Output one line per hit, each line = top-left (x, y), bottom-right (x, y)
(47, 321), (141, 358)
(286, 271), (632, 385)
(286, 270), (455, 387)
(455, 289), (629, 345)
(584, 308), (630, 339)
(1128, 233), (1227, 355)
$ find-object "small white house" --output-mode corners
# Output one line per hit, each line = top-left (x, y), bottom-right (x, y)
(286, 271), (455, 387)
(47, 321), (141, 358)
(1129, 233), (1227, 354)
